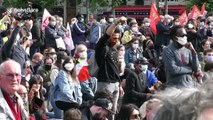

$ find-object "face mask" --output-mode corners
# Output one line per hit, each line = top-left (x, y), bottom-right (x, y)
(45, 65), (52, 70)
(200, 22), (204, 27)
(64, 63), (74, 71)
(145, 23), (150, 27)
(207, 56), (213, 62)
(175, 22), (180, 25)
(119, 51), (125, 56)
(176, 36), (187, 46)
(50, 21), (56, 26)
(141, 65), (148, 71)
(79, 18), (84, 22)
(108, 18), (114, 23)
(188, 23), (194, 29)
(132, 44), (139, 49)
(79, 51), (87, 59)
(131, 27), (138, 33)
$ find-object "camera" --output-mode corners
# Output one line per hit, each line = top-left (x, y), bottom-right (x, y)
(14, 12), (32, 21)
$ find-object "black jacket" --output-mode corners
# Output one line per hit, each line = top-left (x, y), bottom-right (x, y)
(123, 70), (150, 107)
(95, 34), (120, 83)
(3, 26), (29, 76)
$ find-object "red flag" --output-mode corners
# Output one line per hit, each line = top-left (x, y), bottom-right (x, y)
(201, 3), (206, 16)
(42, 9), (51, 32)
(189, 5), (201, 20)
(64, 22), (75, 51)
(179, 10), (188, 26)
(149, 2), (160, 35)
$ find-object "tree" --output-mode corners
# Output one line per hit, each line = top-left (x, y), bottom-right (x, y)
(185, 0), (213, 14)
(3, 0), (57, 11)
(89, 0), (126, 13)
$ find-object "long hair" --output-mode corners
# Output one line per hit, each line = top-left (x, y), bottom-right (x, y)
(62, 56), (77, 83)
(117, 104), (139, 120)
(28, 74), (44, 100)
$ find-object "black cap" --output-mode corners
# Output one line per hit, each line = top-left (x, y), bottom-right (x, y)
(135, 58), (149, 65)
(94, 98), (115, 114)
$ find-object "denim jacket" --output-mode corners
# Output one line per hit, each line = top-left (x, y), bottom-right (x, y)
(124, 47), (143, 68)
(53, 70), (82, 105)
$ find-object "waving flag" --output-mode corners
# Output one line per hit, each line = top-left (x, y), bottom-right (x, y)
(201, 3), (206, 16)
(64, 22), (75, 51)
(189, 5), (201, 20)
(42, 9), (51, 32)
(149, 2), (160, 35)
(179, 10), (188, 26)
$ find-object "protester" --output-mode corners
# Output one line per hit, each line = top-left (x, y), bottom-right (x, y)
(95, 16), (127, 118)
(0, 60), (28, 119)
(53, 56), (82, 113)
(75, 44), (97, 101)
(81, 98), (115, 120)
(117, 103), (141, 120)
(28, 74), (46, 120)
(123, 58), (153, 107)
(162, 25), (202, 88)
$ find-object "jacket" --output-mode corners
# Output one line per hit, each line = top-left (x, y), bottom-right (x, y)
(162, 42), (199, 88)
(44, 24), (64, 49)
(0, 89), (28, 120)
(71, 21), (86, 45)
(53, 70), (82, 105)
(89, 22), (101, 44)
(123, 70), (150, 107)
(3, 26), (29, 76)
(95, 34), (120, 83)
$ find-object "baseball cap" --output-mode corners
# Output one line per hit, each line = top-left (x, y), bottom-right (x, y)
(94, 98), (116, 114)
(135, 58), (149, 65)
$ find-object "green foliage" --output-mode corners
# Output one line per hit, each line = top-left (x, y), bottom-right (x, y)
(90, 0), (125, 12)
(3, 0), (57, 11)
(185, 0), (213, 13)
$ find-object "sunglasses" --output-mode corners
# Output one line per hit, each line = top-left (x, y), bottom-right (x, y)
(178, 34), (187, 37)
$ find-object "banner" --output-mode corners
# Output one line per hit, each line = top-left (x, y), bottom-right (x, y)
(179, 10), (188, 26)
(149, 2), (160, 35)
(201, 3), (206, 16)
(189, 5), (201, 20)
(64, 22), (75, 51)
(42, 9), (51, 32)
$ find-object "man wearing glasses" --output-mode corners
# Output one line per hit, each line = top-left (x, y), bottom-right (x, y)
(0, 60), (28, 119)
(162, 25), (203, 88)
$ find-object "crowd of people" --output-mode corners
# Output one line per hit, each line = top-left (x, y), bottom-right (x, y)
(0, 5), (213, 120)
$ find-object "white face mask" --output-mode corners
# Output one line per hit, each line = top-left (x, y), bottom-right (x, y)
(206, 56), (213, 62)
(79, 51), (87, 59)
(119, 51), (125, 56)
(108, 18), (114, 23)
(177, 36), (187, 46)
(141, 65), (148, 71)
(50, 21), (56, 26)
(64, 63), (74, 71)
(145, 22), (150, 27)
(132, 44), (139, 49)
(188, 23), (194, 29)
(131, 27), (138, 33)
(175, 22), (180, 25)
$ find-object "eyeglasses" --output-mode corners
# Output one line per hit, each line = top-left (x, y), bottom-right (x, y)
(2, 73), (22, 80)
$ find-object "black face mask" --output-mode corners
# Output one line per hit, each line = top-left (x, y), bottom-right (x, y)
(149, 45), (155, 49)
(44, 65), (52, 71)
